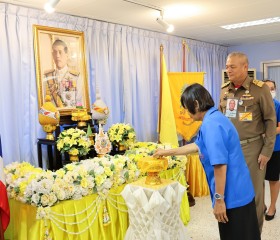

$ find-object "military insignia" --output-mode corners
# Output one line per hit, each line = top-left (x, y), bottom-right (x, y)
(252, 80), (264, 87)
(240, 93), (254, 101)
(69, 69), (80, 76)
(223, 91), (228, 100)
(221, 81), (230, 89)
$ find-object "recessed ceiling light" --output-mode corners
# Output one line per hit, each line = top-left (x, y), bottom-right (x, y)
(221, 17), (280, 30)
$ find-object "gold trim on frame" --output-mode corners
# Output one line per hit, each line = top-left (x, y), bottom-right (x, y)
(33, 25), (90, 116)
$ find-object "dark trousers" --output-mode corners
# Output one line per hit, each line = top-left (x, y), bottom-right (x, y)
(219, 199), (260, 240)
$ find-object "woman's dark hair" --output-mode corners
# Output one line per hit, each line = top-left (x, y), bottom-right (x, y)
(180, 83), (214, 114)
(263, 79), (276, 89)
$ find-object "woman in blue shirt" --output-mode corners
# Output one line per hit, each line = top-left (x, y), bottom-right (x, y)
(263, 80), (280, 221)
(154, 83), (260, 240)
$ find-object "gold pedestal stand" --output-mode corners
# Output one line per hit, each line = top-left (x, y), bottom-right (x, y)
(71, 108), (91, 127)
(138, 156), (168, 185)
(42, 124), (57, 140)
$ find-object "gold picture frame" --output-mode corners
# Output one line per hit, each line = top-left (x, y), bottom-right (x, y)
(33, 25), (90, 116)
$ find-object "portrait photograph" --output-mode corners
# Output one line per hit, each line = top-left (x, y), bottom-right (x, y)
(225, 98), (238, 118)
(33, 25), (90, 115)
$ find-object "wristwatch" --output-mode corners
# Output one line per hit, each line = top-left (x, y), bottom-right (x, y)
(214, 193), (224, 200)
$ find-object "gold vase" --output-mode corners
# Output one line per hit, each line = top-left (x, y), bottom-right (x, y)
(88, 135), (95, 146)
(146, 172), (162, 185)
(118, 143), (126, 151)
(137, 156), (168, 185)
(69, 154), (79, 162)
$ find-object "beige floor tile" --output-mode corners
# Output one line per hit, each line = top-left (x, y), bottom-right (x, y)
(187, 181), (279, 240)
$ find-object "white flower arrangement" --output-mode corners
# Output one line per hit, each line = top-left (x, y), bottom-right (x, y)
(4, 143), (185, 208)
(108, 123), (136, 147)
(4, 155), (140, 207)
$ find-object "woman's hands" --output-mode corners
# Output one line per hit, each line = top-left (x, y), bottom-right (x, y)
(153, 148), (170, 158)
(214, 200), (228, 223)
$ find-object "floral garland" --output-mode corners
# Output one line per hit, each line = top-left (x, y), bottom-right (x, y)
(4, 142), (186, 208)
(4, 154), (140, 207)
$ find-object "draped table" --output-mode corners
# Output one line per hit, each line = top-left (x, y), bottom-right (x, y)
(5, 167), (189, 240)
(122, 178), (189, 240)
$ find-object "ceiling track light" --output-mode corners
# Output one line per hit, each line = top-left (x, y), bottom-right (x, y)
(156, 11), (174, 33)
(123, 1), (174, 33)
(44, 0), (60, 14)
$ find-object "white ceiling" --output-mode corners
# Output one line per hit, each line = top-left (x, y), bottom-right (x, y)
(2, 0), (280, 46)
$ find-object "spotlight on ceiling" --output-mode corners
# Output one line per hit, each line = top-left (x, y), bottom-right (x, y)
(156, 11), (174, 33)
(44, 0), (60, 14)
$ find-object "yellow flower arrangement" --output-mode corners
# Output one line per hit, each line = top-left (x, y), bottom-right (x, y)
(56, 128), (91, 156)
(108, 123), (136, 147)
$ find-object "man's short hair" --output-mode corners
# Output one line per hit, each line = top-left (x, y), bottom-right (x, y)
(52, 39), (68, 54)
(227, 52), (249, 65)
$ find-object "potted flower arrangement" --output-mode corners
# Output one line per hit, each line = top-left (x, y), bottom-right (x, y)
(56, 128), (91, 161)
(108, 123), (136, 150)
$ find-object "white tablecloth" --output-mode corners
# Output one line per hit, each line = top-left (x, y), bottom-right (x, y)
(121, 178), (189, 240)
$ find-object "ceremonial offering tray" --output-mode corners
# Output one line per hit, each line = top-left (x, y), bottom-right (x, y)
(71, 108), (91, 127)
(138, 156), (168, 185)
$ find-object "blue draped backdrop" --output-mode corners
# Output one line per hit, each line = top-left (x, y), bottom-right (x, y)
(0, 3), (228, 166)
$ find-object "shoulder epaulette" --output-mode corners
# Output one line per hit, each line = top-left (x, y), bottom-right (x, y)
(252, 79), (264, 88)
(221, 81), (230, 89)
(44, 69), (55, 75)
(69, 69), (80, 76)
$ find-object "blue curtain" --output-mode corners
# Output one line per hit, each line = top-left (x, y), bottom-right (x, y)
(0, 3), (228, 166)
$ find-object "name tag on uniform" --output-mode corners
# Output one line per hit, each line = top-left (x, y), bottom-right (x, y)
(225, 98), (238, 118)
(239, 112), (252, 121)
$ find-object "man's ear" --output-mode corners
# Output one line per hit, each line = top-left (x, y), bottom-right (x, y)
(194, 100), (200, 112)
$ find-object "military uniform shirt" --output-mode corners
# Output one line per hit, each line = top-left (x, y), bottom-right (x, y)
(219, 76), (276, 158)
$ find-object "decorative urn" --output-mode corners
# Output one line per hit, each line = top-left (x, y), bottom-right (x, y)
(137, 156), (168, 185)
(38, 95), (60, 140)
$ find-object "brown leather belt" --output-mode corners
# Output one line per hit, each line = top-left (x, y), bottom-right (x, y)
(240, 135), (261, 146)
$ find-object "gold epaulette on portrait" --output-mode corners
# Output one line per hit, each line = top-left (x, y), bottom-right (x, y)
(221, 81), (230, 89)
(252, 79), (264, 88)
(69, 69), (80, 76)
(44, 69), (55, 75)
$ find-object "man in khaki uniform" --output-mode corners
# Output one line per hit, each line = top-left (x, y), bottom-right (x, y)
(219, 52), (276, 233)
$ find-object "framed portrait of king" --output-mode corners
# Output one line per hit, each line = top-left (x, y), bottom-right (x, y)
(33, 25), (90, 116)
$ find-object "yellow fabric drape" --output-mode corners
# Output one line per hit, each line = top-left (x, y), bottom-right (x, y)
(167, 72), (204, 141)
(159, 55), (179, 146)
(5, 168), (189, 240)
(185, 154), (210, 197)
